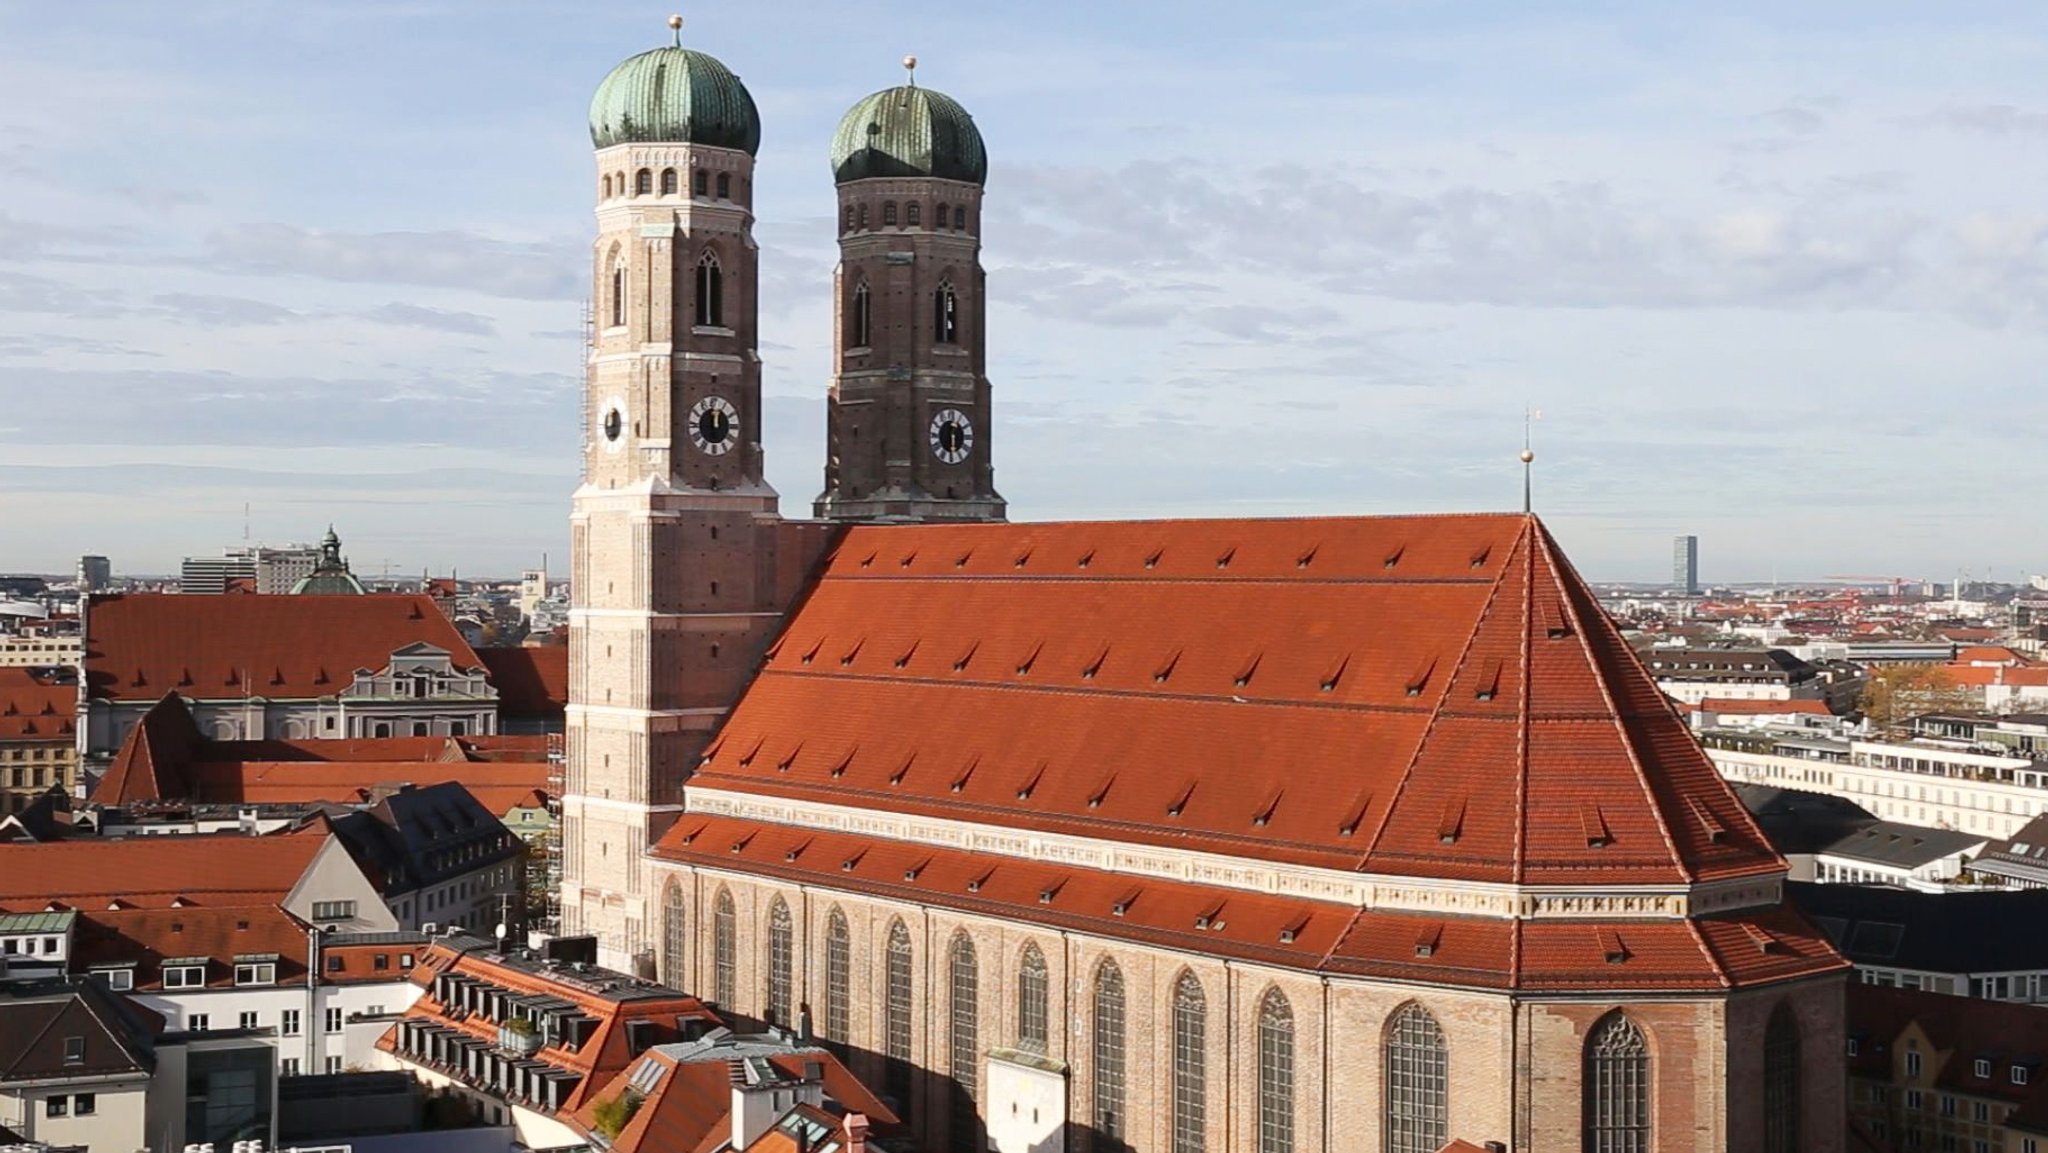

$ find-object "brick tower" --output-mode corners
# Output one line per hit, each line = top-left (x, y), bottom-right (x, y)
(815, 61), (1005, 522)
(563, 21), (787, 972)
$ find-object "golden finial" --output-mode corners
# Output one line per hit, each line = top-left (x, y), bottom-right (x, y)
(903, 54), (918, 86)
(668, 14), (683, 46)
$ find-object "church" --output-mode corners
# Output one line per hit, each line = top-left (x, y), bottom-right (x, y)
(557, 22), (1849, 1153)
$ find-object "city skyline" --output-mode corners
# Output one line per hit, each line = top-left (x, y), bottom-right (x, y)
(7, 2), (2048, 580)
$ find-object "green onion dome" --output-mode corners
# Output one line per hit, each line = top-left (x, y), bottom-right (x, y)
(589, 42), (761, 154)
(830, 83), (987, 186)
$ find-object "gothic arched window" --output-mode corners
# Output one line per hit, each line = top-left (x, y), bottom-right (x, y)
(934, 282), (958, 345)
(634, 168), (652, 195)
(712, 887), (736, 1008)
(660, 168), (678, 195)
(908, 202), (922, 227)
(1763, 1004), (1800, 1153)
(1258, 989), (1295, 1153)
(858, 203), (870, 230)
(693, 168), (709, 197)
(1016, 944), (1049, 1054)
(696, 251), (724, 328)
(716, 172), (731, 200)
(1171, 970), (1207, 1153)
(850, 282), (871, 348)
(660, 880), (686, 988)
(1584, 1011), (1651, 1153)
(607, 246), (626, 328)
(766, 896), (793, 1026)
(949, 932), (980, 1152)
(884, 201), (899, 227)
(885, 920), (913, 1105)
(953, 204), (968, 231)
(1092, 960), (1126, 1149)
(602, 174), (613, 199)
(843, 205), (855, 234)
(1384, 1002), (1448, 1153)
(825, 907), (851, 1045)
(936, 202), (950, 230)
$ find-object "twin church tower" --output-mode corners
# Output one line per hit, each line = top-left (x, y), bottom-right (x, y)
(564, 24), (1003, 963)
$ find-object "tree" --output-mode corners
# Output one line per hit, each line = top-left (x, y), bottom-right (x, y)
(1860, 663), (1977, 728)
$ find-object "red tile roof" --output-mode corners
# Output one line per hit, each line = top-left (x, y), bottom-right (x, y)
(0, 828), (325, 911)
(1944, 665), (2048, 688)
(687, 515), (1779, 886)
(170, 760), (552, 816)
(84, 592), (483, 702)
(0, 668), (73, 743)
(94, 693), (203, 804)
(70, 902), (311, 991)
(570, 1045), (893, 1153)
(477, 646), (568, 722)
(652, 815), (1843, 992)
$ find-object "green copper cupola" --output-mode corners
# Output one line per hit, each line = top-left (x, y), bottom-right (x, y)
(588, 18), (761, 154)
(830, 60), (987, 185)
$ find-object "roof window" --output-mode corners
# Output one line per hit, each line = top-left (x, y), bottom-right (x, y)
(1976, 1059), (1992, 1078)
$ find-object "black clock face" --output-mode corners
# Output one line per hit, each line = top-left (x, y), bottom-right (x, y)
(698, 407), (730, 445)
(688, 396), (740, 456)
(929, 408), (974, 464)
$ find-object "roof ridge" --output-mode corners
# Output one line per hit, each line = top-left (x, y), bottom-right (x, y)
(1354, 524), (1522, 868)
(1534, 522), (1692, 881)
(0, 997), (68, 1081)
(1512, 518), (1535, 885)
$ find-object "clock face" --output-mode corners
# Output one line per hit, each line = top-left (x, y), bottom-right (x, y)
(929, 408), (973, 464)
(599, 398), (627, 452)
(689, 395), (740, 456)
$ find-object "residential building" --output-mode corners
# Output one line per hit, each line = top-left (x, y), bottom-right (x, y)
(1811, 823), (1987, 889)
(80, 593), (500, 774)
(1674, 534), (1699, 595)
(0, 977), (159, 1152)
(0, 669), (77, 816)
(560, 28), (1852, 1152)
(1847, 983), (2048, 1152)
(326, 783), (527, 933)
(0, 631), (80, 670)
(377, 933), (889, 1151)
(1643, 646), (1861, 709)
(1791, 882), (2048, 1001)
(1706, 727), (2048, 839)
(1966, 813), (2048, 889)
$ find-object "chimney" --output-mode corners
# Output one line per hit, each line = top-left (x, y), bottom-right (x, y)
(1485, 1143), (1507, 1153)
(843, 1113), (870, 1153)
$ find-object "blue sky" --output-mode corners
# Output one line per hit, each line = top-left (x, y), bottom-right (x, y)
(5, 2), (2048, 583)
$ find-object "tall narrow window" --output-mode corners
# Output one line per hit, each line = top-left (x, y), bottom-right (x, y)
(1092, 960), (1126, 1149)
(767, 897), (793, 1026)
(1584, 1011), (1651, 1153)
(885, 920), (914, 1105)
(602, 175), (613, 199)
(843, 205), (856, 233)
(634, 168), (652, 195)
(884, 201), (899, 226)
(954, 204), (968, 231)
(950, 932), (980, 1153)
(1017, 943), (1049, 1054)
(661, 880), (686, 989)
(908, 202), (922, 227)
(659, 168), (678, 195)
(850, 282), (871, 348)
(1384, 1002), (1449, 1153)
(716, 172), (731, 200)
(608, 247), (625, 327)
(934, 282), (958, 344)
(937, 203), (950, 230)
(1171, 970), (1207, 1153)
(1258, 989), (1295, 1153)
(712, 888), (736, 1008)
(1763, 1004), (1801, 1153)
(825, 907), (851, 1045)
(693, 168), (709, 197)
(696, 251), (724, 328)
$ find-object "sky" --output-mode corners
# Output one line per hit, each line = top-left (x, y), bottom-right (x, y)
(4, 2), (2048, 583)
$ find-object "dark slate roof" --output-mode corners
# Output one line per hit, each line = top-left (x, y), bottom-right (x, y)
(328, 781), (521, 897)
(1820, 822), (1988, 869)
(1971, 813), (2048, 884)
(0, 977), (158, 1085)
(1733, 783), (1876, 856)
(1790, 881), (2048, 973)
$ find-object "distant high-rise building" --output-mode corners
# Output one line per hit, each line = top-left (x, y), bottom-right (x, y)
(76, 555), (110, 592)
(518, 565), (548, 623)
(1674, 534), (1700, 595)
(179, 542), (322, 595)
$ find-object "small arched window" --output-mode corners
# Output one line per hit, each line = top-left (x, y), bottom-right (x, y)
(766, 897), (793, 1026)
(1763, 1004), (1801, 1153)
(884, 201), (899, 227)
(601, 174), (613, 199)
(1384, 1002), (1449, 1153)
(843, 205), (856, 234)
(1092, 960), (1126, 1148)
(950, 932), (980, 1152)
(1584, 1011), (1651, 1153)
(712, 887), (736, 1007)
(934, 282), (958, 344)
(954, 204), (968, 231)
(661, 880), (687, 988)
(858, 203), (870, 230)
(936, 203), (950, 230)
(825, 907), (851, 1044)
(850, 282), (872, 348)
(1171, 971), (1207, 1153)
(716, 172), (731, 200)
(696, 251), (724, 328)
(1016, 944), (1049, 1054)
(660, 168), (678, 195)
(885, 920), (914, 1104)
(1258, 989), (1295, 1153)
(693, 168), (709, 197)
(634, 168), (652, 195)
(908, 202), (922, 227)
